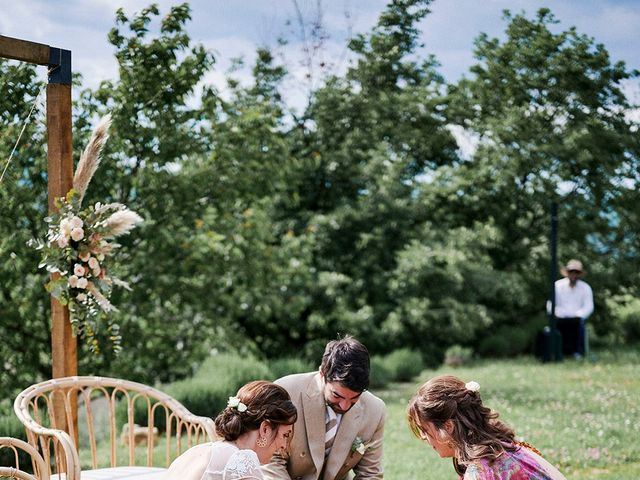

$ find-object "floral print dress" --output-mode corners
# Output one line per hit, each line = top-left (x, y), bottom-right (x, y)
(462, 445), (566, 480)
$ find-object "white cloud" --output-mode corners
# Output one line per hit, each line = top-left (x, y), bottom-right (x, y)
(1, 0), (637, 102)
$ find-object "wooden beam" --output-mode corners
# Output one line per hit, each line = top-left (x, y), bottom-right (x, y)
(0, 35), (49, 65)
(1, 35), (77, 446)
(47, 82), (77, 444)
(47, 83), (75, 374)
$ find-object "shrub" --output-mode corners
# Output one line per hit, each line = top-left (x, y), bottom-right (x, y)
(120, 352), (271, 430)
(0, 414), (30, 469)
(384, 349), (423, 382)
(606, 291), (640, 344)
(478, 325), (532, 357)
(166, 378), (230, 419)
(268, 357), (314, 380)
(369, 355), (392, 389)
(444, 345), (474, 367)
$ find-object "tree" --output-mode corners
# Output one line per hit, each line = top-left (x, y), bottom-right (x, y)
(270, 0), (461, 354)
(71, 3), (216, 381)
(435, 8), (640, 346)
(0, 61), (51, 401)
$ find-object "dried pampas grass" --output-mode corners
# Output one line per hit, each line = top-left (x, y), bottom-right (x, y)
(104, 210), (144, 237)
(73, 114), (112, 203)
(87, 282), (117, 312)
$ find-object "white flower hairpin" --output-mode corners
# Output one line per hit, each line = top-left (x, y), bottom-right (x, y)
(228, 396), (248, 412)
(465, 381), (480, 393)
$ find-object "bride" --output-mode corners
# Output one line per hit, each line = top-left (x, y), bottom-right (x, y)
(165, 380), (297, 480)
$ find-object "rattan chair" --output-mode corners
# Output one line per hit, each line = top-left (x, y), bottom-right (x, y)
(13, 376), (217, 480)
(0, 436), (49, 480)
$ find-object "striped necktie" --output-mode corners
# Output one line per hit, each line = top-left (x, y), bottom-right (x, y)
(325, 407), (338, 456)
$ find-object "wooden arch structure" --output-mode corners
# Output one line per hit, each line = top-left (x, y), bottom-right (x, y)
(1, 35), (77, 424)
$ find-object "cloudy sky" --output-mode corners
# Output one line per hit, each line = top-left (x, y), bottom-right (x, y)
(1, 0), (639, 110)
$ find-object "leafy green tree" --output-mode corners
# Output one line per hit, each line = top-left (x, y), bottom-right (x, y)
(0, 61), (52, 401)
(72, 3), (216, 381)
(437, 8), (639, 344)
(278, 0), (459, 353)
(3, 1), (640, 395)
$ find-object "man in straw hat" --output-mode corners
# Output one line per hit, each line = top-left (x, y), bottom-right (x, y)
(549, 259), (594, 359)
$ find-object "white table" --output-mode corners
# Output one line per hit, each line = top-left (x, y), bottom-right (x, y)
(52, 466), (166, 480)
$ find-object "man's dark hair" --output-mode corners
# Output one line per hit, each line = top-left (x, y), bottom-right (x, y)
(320, 335), (370, 392)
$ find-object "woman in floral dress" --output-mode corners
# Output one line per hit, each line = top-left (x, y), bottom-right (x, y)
(407, 375), (566, 480)
(165, 381), (297, 480)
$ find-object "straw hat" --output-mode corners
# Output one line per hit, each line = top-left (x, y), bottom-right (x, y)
(560, 259), (586, 277)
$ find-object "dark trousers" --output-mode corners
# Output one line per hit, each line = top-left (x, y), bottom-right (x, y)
(556, 317), (585, 356)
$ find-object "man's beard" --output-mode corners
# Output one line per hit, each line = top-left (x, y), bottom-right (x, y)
(327, 401), (352, 415)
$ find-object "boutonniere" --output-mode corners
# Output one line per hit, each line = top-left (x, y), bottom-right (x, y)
(351, 436), (370, 455)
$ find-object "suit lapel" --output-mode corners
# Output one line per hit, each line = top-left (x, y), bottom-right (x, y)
(303, 373), (327, 474)
(323, 400), (362, 480)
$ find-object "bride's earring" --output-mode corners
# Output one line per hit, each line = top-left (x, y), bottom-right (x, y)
(257, 436), (268, 448)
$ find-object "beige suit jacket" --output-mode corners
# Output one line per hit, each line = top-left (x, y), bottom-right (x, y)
(262, 372), (385, 480)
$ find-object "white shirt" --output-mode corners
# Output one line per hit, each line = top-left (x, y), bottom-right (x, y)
(325, 406), (343, 430)
(549, 278), (594, 319)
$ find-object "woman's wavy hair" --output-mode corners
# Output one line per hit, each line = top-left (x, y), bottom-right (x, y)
(407, 375), (516, 474)
(215, 380), (297, 441)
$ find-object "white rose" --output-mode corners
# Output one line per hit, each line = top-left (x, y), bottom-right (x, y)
(74, 264), (86, 277)
(70, 227), (84, 241)
(76, 293), (87, 302)
(68, 275), (79, 288)
(57, 236), (69, 248)
(60, 218), (73, 237)
(76, 277), (88, 289)
(70, 216), (84, 229)
(88, 257), (100, 270)
(79, 251), (91, 262)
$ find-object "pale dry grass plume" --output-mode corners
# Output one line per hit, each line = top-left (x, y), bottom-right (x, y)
(104, 210), (144, 237)
(73, 114), (112, 203)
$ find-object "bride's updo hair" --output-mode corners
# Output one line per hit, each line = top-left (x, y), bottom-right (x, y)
(214, 380), (297, 441)
(407, 375), (516, 472)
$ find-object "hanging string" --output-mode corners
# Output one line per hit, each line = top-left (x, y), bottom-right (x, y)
(0, 79), (48, 185)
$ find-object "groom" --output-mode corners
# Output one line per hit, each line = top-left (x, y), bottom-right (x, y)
(262, 336), (385, 480)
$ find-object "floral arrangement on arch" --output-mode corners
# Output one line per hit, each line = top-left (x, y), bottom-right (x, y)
(30, 115), (142, 353)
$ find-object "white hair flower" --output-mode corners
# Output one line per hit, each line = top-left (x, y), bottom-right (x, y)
(465, 381), (480, 393)
(227, 396), (248, 412)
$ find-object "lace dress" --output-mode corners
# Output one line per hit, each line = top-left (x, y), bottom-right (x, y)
(201, 442), (263, 480)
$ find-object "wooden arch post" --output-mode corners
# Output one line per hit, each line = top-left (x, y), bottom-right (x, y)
(0, 35), (76, 430)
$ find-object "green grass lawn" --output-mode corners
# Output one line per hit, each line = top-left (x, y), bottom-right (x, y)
(69, 349), (639, 479)
(374, 349), (640, 480)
